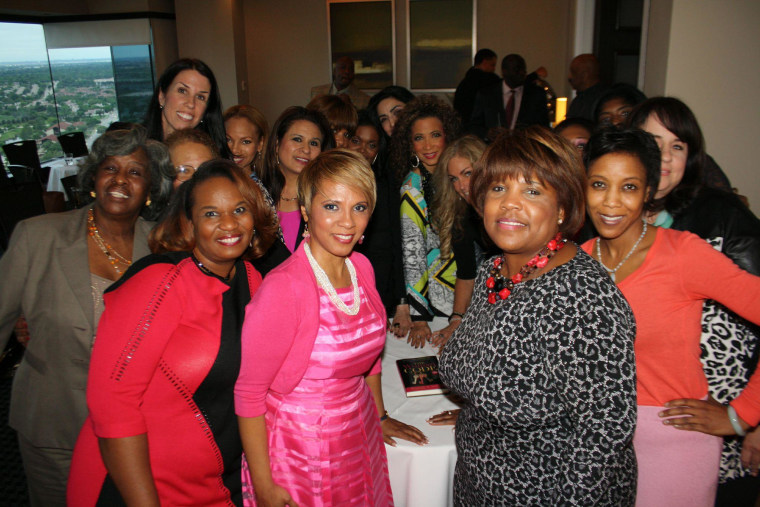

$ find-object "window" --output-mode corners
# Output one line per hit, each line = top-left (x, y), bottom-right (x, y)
(0, 22), (154, 164)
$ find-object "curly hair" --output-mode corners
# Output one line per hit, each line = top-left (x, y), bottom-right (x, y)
(142, 58), (229, 158)
(149, 159), (277, 260)
(431, 135), (486, 258)
(388, 95), (462, 183)
(260, 106), (334, 204)
(77, 124), (174, 221)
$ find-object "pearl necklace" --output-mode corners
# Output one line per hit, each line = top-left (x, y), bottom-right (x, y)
(304, 242), (360, 315)
(595, 220), (648, 282)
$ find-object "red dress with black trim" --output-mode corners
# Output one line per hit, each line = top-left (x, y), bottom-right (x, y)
(67, 251), (261, 506)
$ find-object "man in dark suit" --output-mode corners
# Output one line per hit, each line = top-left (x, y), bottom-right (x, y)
(453, 48), (501, 124)
(468, 54), (550, 141)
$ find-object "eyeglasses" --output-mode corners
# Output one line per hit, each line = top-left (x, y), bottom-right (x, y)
(175, 165), (196, 182)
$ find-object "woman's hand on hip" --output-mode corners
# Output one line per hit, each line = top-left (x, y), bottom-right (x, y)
(407, 321), (431, 348)
(660, 397), (751, 436)
(381, 417), (428, 446)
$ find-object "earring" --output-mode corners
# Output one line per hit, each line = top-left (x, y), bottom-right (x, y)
(302, 222), (310, 239)
(371, 154), (378, 166)
(159, 103), (164, 110)
(558, 218), (563, 225)
(359, 235), (365, 245)
(411, 154), (420, 168)
(145, 198), (151, 207)
(90, 190), (96, 198)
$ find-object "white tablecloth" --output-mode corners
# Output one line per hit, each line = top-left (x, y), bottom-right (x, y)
(46, 157), (85, 195)
(382, 317), (461, 507)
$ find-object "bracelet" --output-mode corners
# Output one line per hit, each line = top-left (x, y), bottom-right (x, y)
(728, 405), (747, 436)
(379, 410), (389, 422)
(448, 312), (464, 324)
(399, 297), (407, 305)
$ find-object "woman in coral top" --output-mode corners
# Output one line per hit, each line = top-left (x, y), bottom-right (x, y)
(67, 160), (277, 506)
(235, 150), (426, 507)
(581, 129), (760, 506)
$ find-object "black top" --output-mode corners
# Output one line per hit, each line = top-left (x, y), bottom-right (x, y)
(453, 66), (501, 124)
(450, 205), (492, 280)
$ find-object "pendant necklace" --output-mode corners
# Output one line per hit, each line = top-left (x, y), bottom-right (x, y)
(304, 242), (360, 315)
(87, 209), (132, 275)
(595, 220), (648, 282)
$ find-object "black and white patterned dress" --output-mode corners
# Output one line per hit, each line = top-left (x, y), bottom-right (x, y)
(439, 249), (637, 506)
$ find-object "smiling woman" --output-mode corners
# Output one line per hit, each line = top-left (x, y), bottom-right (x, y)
(236, 149), (426, 507)
(0, 124), (171, 505)
(580, 128), (760, 507)
(259, 106), (334, 254)
(143, 58), (229, 158)
(67, 160), (277, 506)
(439, 127), (637, 505)
(389, 94), (461, 345)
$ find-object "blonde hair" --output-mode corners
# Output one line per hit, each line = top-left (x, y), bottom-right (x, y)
(432, 135), (486, 258)
(298, 149), (376, 215)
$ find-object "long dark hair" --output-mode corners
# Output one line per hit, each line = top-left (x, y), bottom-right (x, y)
(143, 58), (230, 158)
(628, 97), (705, 216)
(260, 106), (334, 203)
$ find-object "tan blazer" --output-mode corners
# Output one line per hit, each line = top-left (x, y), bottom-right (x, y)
(0, 206), (153, 449)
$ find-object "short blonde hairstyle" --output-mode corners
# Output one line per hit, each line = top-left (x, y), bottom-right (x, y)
(298, 149), (377, 216)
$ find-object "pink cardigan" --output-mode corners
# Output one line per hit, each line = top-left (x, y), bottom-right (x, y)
(234, 243), (386, 417)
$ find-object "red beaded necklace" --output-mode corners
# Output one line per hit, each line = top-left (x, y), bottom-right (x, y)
(486, 233), (566, 304)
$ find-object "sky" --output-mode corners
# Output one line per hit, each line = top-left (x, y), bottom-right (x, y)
(0, 22), (110, 63)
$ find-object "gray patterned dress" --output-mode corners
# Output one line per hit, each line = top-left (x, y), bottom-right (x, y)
(439, 249), (637, 506)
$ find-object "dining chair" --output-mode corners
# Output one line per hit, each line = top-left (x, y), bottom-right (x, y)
(2, 140), (50, 185)
(0, 180), (46, 251)
(57, 132), (89, 158)
(60, 174), (88, 209)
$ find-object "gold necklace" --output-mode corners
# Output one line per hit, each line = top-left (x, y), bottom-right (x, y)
(87, 209), (132, 274)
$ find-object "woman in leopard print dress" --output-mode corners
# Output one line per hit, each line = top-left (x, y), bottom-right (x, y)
(439, 127), (637, 505)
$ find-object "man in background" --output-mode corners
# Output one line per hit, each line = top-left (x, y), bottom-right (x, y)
(453, 48), (501, 123)
(468, 53), (550, 140)
(566, 53), (608, 121)
(310, 55), (370, 109)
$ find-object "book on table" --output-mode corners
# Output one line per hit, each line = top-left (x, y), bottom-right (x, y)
(396, 356), (449, 397)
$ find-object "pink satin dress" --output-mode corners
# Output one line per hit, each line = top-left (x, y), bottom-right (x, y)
(244, 285), (393, 506)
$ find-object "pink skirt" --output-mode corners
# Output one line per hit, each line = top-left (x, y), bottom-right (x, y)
(634, 405), (722, 507)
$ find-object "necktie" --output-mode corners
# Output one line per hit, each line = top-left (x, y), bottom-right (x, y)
(505, 89), (515, 129)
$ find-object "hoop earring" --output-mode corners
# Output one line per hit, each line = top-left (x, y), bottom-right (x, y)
(411, 154), (420, 168)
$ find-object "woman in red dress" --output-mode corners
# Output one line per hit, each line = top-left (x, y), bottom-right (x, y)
(67, 160), (277, 506)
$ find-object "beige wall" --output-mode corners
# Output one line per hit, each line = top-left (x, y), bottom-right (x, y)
(243, 0), (329, 123)
(243, 0), (574, 125)
(174, 0), (239, 110)
(644, 0), (760, 209)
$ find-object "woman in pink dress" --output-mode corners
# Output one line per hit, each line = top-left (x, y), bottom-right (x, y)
(235, 149), (427, 506)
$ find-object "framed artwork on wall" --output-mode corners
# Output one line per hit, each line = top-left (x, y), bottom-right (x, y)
(328, 0), (395, 90)
(407, 0), (475, 91)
